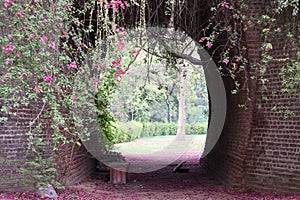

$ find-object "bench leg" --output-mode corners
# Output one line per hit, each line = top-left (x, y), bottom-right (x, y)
(109, 163), (128, 184)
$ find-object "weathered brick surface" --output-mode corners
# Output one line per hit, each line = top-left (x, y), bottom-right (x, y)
(0, 103), (97, 192)
(55, 142), (97, 186)
(202, 0), (300, 194)
(0, 103), (53, 191)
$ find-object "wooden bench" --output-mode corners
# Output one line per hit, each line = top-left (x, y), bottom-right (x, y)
(98, 151), (128, 184)
(109, 162), (129, 184)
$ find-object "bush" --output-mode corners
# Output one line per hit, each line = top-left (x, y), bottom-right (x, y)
(117, 121), (143, 142)
(114, 121), (208, 143)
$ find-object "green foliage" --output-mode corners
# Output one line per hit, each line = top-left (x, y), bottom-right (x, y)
(115, 121), (208, 143)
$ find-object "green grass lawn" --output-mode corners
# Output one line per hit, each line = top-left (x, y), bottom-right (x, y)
(113, 134), (207, 154)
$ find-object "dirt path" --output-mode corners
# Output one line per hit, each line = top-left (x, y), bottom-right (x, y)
(65, 153), (299, 200)
(1, 138), (300, 199)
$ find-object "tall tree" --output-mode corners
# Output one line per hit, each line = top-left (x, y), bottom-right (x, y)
(176, 62), (188, 140)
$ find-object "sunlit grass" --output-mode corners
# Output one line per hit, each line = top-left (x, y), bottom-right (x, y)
(113, 134), (206, 154)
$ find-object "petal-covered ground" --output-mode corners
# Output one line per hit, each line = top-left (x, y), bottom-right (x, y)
(1, 135), (300, 199)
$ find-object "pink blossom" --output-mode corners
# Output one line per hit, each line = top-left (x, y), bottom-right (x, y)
(72, 95), (77, 101)
(67, 61), (77, 69)
(16, 51), (21, 58)
(58, 87), (63, 93)
(120, 2), (125, 9)
(48, 42), (56, 49)
(4, 0), (14, 8)
(34, 85), (40, 93)
(117, 69), (126, 74)
(265, 43), (273, 51)
(34, 0), (39, 3)
(106, 2), (112, 8)
(118, 41), (125, 50)
(199, 37), (205, 43)
(206, 41), (212, 49)
(43, 75), (52, 82)
(2, 42), (16, 53)
(17, 10), (24, 18)
(43, 19), (48, 23)
(43, 68), (47, 72)
(30, 33), (37, 39)
(8, 34), (12, 38)
(2, 74), (8, 83)
(114, 73), (121, 79)
(22, 26), (26, 31)
(221, 1), (229, 9)
(124, 1), (128, 6)
(41, 35), (48, 44)
(5, 59), (10, 65)
(223, 59), (230, 65)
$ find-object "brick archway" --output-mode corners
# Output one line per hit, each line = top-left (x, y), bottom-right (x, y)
(0, 0), (299, 194)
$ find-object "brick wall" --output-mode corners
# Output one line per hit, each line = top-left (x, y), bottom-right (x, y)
(55, 141), (97, 186)
(0, 103), (52, 192)
(201, 0), (300, 194)
(0, 103), (97, 192)
(244, 12), (300, 193)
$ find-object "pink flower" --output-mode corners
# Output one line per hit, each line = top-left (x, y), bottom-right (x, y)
(106, 2), (112, 8)
(17, 10), (24, 18)
(41, 35), (48, 44)
(221, 1), (229, 9)
(118, 41), (125, 50)
(114, 73), (121, 79)
(43, 68), (47, 72)
(117, 69), (126, 74)
(34, 85), (40, 93)
(265, 43), (273, 51)
(4, 0), (14, 8)
(16, 51), (21, 58)
(5, 58), (10, 65)
(206, 41), (212, 49)
(72, 95), (77, 101)
(8, 34), (12, 38)
(22, 26), (26, 31)
(277, 27), (282, 32)
(34, 0), (39, 3)
(48, 42), (56, 49)
(43, 75), (52, 82)
(30, 33), (37, 39)
(43, 19), (48, 23)
(223, 59), (230, 65)
(67, 61), (77, 69)
(2, 42), (16, 53)
(199, 37), (205, 43)
(2, 74), (8, 83)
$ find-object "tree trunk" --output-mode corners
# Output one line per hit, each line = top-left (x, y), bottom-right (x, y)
(164, 92), (172, 123)
(176, 65), (187, 140)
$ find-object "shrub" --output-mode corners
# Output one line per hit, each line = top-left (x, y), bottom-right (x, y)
(117, 121), (143, 142)
(114, 121), (208, 143)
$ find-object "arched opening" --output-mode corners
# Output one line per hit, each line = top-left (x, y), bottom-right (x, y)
(108, 48), (210, 172)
